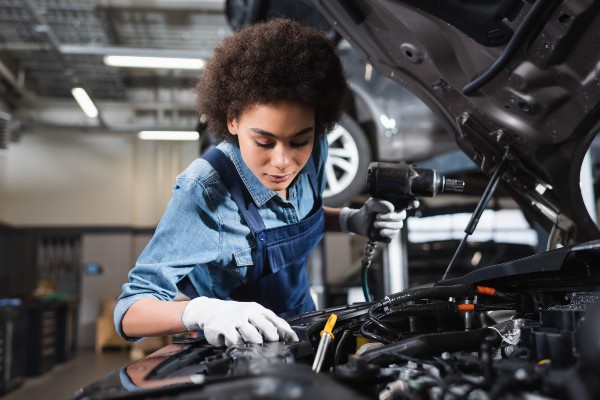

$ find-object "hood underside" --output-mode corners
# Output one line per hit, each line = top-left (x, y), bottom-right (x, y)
(314, 0), (600, 246)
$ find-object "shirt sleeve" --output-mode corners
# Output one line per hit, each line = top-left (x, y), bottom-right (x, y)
(114, 173), (221, 341)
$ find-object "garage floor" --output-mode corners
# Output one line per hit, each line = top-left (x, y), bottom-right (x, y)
(3, 350), (131, 400)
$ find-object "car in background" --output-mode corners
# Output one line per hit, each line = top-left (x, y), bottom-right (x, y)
(216, 0), (458, 207)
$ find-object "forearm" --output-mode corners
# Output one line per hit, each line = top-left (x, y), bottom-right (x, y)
(122, 298), (189, 338)
(323, 206), (342, 232)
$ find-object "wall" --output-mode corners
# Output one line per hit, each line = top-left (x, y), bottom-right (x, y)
(0, 130), (198, 349)
(1, 131), (198, 226)
(2, 133), (134, 225)
(79, 232), (152, 349)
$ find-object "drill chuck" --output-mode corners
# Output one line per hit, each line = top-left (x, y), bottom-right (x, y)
(443, 178), (466, 193)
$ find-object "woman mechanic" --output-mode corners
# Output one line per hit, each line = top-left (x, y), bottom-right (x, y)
(114, 19), (407, 347)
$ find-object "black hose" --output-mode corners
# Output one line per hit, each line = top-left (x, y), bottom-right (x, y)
(360, 328), (501, 365)
(462, 0), (555, 94)
(387, 284), (470, 305)
(368, 301), (398, 338)
(333, 329), (351, 367)
(359, 321), (392, 344)
(361, 262), (371, 302)
(387, 301), (454, 316)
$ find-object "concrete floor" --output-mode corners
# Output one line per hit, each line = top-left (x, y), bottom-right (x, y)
(3, 349), (131, 400)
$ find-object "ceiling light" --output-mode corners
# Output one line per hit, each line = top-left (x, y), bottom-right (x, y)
(71, 87), (98, 118)
(138, 131), (200, 141)
(104, 55), (205, 70)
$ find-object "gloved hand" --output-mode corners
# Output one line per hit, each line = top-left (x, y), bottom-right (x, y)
(339, 197), (411, 240)
(181, 297), (299, 347)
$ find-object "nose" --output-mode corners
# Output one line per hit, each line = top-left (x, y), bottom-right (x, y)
(271, 144), (291, 170)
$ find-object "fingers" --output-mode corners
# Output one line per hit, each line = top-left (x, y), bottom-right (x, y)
(276, 323), (299, 342)
(236, 321), (265, 343)
(201, 302), (299, 346)
(374, 220), (404, 230)
(247, 314), (279, 342)
(372, 209), (406, 239)
(262, 311), (299, 342)
(376, 209), (406, 221)
(204, 326), (243, 347)
(206, 320), (269, 346)
(365, 198), (394, 214)
(378, 228), (400, 239)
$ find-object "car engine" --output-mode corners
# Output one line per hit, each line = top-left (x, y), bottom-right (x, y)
(76, 240), (600, 400)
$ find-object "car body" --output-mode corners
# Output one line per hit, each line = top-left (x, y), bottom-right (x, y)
(77, 1), (600, 399)
(315, 0), (600, 246)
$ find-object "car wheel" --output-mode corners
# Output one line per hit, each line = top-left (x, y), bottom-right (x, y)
(323, 114), (372, 207)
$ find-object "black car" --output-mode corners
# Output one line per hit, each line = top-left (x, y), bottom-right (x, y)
(76, 1), (600, 399)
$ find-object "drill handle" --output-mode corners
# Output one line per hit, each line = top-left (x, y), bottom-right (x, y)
(366, 196), (415, 243)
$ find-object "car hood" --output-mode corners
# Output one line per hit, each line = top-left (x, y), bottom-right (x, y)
(313, 0), (600, 246)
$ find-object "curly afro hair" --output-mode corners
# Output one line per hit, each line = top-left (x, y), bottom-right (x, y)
(195, 18), (348, 142)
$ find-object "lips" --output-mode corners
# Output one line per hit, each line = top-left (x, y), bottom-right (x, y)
(266, 173), (292, 183)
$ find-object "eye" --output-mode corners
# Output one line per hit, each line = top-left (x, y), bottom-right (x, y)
(291, 140), (310, 148)
(254, 140), (274, 149)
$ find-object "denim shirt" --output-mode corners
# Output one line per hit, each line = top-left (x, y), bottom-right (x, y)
(114, 134), (328, 341)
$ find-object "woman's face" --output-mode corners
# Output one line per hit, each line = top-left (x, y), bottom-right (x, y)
(227, 101), (315, 199)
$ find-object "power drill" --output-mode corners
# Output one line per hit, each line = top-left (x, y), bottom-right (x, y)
(358, 162), (465, 300)
(366, 162), (466, 242)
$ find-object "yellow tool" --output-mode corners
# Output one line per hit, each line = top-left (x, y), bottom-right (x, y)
(311, 313), (337, 373)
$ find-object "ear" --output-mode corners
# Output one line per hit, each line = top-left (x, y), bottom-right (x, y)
(227, 116), (238, 136)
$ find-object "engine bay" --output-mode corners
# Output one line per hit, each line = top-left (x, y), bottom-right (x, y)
(76, 241), (600, 400)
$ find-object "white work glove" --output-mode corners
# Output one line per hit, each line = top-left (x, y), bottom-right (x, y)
(339, 197), (409, 240)
(181, 297), (299, 347)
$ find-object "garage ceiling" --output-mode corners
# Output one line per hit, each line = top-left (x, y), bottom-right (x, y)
(0, 0), (231, 135)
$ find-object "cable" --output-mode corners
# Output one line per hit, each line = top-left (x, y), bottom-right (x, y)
(368, 301), (399, 338)
(387, 284), (471, 305)
(360, 321), (393, 344)
(361, 240), (379, 301)
(388, 301), (453, 316)
(462, 0), (555, 94)
(333, 328), (351, 367)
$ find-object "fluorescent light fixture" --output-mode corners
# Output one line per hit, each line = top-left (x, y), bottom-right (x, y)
(104, 55), (205, 70)
(71, 87), (98, 118)
(138, 131), (200, 141)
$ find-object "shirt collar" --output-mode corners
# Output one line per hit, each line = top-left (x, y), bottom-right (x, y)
(218, 141), (309, 206)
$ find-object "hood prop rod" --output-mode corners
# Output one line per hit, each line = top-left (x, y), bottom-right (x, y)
(442, 147), (511, 280)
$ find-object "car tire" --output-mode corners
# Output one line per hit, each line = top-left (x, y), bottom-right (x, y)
(323, 114), (372, 207)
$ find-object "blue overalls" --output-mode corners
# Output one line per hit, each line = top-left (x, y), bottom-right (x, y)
(178, 147), (324, 318)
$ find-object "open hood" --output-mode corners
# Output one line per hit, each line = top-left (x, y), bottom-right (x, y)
(313, 0), (600, 247)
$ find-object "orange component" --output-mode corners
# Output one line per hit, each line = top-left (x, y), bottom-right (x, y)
(476, 286), (496, 296)
(457, 303), (475, 312)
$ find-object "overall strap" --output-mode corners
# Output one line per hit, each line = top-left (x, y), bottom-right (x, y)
(203, 147), (266, 233)
(305, 153), (320, 205)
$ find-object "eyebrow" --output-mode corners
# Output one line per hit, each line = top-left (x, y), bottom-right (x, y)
(250, 127), (314, 138)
